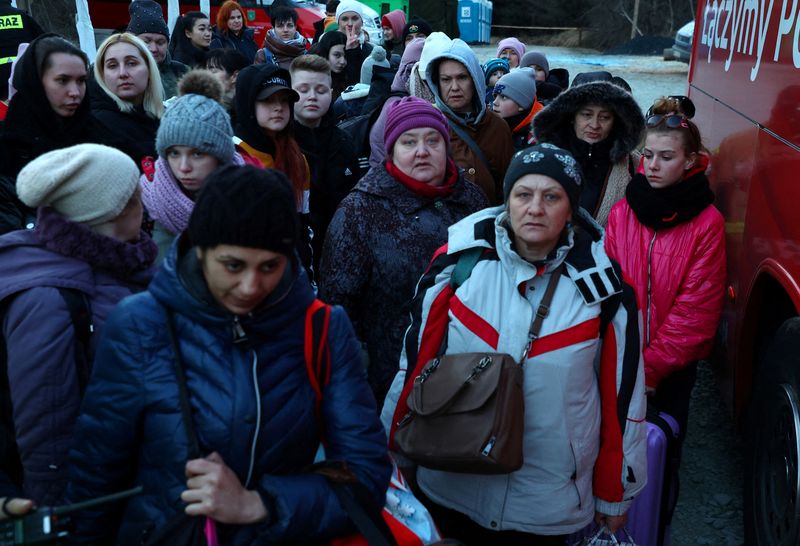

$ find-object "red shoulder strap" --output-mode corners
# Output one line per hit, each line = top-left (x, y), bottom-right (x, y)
(304, 299), (332, 426)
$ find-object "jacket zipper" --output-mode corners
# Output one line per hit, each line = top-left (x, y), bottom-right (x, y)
(570, 442), (582, 509)
(244, 349), (260, 488)
(646, 232), (657, 346)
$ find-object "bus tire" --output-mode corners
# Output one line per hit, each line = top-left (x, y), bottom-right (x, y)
(744, 317), (800, 545)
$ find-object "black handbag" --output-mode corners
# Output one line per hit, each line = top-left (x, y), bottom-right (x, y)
(143, 310), (210, 546)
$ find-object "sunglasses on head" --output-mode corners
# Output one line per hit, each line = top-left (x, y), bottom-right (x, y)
(646, 114), (690, 129)
(646, 95), (696, 119)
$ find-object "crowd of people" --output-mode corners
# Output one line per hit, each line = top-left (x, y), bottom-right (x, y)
(0, 0), (726, 544)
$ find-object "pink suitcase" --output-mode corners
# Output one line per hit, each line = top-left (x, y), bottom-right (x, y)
(569, 412), (680, 546)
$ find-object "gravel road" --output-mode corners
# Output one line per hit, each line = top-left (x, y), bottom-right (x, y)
(471, 42), (746, 545)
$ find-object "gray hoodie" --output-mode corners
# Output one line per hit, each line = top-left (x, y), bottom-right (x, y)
(424, 37), (488, 126)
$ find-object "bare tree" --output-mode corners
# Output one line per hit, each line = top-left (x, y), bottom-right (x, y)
(19, 0), (78, 42)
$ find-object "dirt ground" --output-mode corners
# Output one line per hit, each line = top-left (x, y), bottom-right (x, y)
(671, 362), (745, 545)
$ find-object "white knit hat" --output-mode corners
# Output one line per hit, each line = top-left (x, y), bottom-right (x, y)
(17, 144), (140, 226)
(336, 0), (365, 23)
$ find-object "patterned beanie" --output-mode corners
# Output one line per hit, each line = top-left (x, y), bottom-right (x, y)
(493, 68), (538, 110)
(188, 165), (299, 254)
(156, 72), (235, 164)
(127, 0), (169, 38)
(384, 96), (450, 153)
(17, 144), (139, 226)
(483, 58), (509, 85)
(496, 37), (526, 62)
(520, 51), (549, 79)
(503, 143), (583, 211)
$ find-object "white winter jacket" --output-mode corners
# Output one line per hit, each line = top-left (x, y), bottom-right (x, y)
(382, 206), (648, 535)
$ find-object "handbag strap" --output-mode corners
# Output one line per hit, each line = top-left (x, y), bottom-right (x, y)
(448, 120), (492, 175)
(519, 264), (564, 363)
(164, 308), (202, 460)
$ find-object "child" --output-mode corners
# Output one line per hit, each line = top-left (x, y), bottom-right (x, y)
(492, 68), (543, 150)
(496, 36), (525, 68)
(520, 50), (566, 104)
(482, 57), (509, 106)
(258, 6), (309, 69)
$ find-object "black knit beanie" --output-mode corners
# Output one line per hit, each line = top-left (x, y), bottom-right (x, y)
(188, 165), (299, 255)
(503, 144), (583, 212)
(127, 0), (170, 38)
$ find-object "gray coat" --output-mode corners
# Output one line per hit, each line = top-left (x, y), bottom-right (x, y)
(319, 162), (488, 403)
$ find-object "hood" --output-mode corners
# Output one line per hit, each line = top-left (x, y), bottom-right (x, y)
(148, 236), (315, 340)
(233, 63), (292, 152)
(381, 9), (406, 37)
(533, 81), (644, 163)
(424, 37), (487, 124)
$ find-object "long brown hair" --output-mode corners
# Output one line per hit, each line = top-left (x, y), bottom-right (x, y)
(271, 129), (307, 208)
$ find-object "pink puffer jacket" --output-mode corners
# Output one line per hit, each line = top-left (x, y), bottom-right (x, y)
(605, 197), (726, 388)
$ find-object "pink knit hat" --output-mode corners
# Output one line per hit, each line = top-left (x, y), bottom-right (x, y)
(384, 96), (450, 152)
(496, 37), (526, 62)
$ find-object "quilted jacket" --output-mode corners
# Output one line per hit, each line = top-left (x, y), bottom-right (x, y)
(604, 196), (726, 388)
(65, 240), (391, 545)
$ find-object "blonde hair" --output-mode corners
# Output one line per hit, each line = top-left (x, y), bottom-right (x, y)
(94, 33), (164, 119)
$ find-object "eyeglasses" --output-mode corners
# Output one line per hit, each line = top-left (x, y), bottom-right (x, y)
(646, 114), (690, 129)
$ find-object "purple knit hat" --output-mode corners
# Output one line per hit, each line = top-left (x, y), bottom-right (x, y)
(384, 96), (450, 153)
(496, 37), (526, 63)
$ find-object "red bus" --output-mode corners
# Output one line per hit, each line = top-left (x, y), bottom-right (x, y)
(689, 0), (800, 542)
(88, 0), (324, 46)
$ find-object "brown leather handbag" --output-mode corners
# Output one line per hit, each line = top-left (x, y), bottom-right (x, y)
(394, 265), (564, 474)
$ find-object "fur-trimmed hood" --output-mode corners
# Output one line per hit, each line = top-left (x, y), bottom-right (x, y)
(533, 81), (644, 163)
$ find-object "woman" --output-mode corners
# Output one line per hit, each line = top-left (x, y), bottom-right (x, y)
(319, 97), (488, 406)
(141, 70), (244, 264)
(533, 80), (644, 226)
(382, 143), (647, 545)
(234, 64), (309, 213)
(310, 30), (348, 101)
(64, 166), (390, 544)
(605, 97), (725, 441)
(210, 0), (258, 64)
(0, 143), (157, 506)
(0, 35), (95, 234)
(91, 33), (163, 168)
(204, 47), (249, 120)
(170, 11), (213, 68)
(335, 1), (374, 86)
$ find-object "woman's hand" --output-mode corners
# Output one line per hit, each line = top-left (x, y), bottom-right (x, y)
(0, 498), (34, 520)
(182, 452), (268, 524)
(595, 511), (627, 533)
(345, 28), (360, 50)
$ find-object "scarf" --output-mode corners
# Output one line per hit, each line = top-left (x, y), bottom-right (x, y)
(140, 155), (245, 234)
(35, 207), (157, 278)
(264, 29), (307, 66)
(625, 168), (715, 230)
(385, 157), (459, 198)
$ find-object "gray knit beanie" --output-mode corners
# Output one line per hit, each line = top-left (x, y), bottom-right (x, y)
(127, 0), (169, 38)
(361, 45), (391, 84)
(17, 144), (139, 226)
(520, 51), (549, 78)
(156, 73), (235, 164)
(493, 68), (538, 110)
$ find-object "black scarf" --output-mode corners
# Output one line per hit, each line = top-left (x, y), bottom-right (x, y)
(625, 171), (715, 230)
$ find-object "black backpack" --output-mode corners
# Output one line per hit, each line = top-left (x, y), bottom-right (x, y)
(0, 288), (92, 491)
(337, 91), (407, 173)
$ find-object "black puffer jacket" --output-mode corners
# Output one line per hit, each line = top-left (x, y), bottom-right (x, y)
(319, 161), (488, 404)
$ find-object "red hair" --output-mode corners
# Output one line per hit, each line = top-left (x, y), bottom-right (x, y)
(272, 132), (308, 207)
(217, 1), (246, 32)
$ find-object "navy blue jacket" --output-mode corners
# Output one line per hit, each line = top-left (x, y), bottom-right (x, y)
(65, 241), (390, 545)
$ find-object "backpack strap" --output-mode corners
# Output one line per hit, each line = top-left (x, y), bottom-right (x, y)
(304, 299), (332, 425)
(56, 288), (93, 394)
(449, 247), (484, 290)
